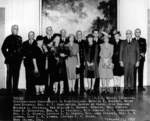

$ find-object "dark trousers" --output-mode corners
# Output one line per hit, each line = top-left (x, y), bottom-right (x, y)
(135, 58), (145, 88)
(24, 63), (35, 95)
(94, 78), (100, 94)
(75, 65), (84, 95)
(6, 62), (21, 92)
(47, 69), (69, 96)
(124, 63), (136, 90)
(80, 69), (85, 95)
(48, 72), (53, 95)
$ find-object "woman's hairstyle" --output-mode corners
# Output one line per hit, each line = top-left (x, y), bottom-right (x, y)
(51, 33), (61, 41)
(84, 34), (94, 52)
(67, 34), (76, 42)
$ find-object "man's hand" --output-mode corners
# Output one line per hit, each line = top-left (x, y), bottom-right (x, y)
(34, 67), (39, 74)
(120, 61), (124, 67)
(136, 61), (140, 67)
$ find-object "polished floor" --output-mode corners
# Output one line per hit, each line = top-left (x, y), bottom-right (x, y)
(0, 87), (150, 121)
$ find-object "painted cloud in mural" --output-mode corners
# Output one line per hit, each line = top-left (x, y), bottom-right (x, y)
(42, 0), (110, 35)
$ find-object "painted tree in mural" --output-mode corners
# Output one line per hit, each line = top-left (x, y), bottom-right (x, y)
(92, 0), (117, 33)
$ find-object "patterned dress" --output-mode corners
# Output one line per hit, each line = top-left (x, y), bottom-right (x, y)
(99, 43), (114, 79)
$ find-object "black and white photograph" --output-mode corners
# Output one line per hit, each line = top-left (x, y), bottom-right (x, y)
(0, 0), (150, 121)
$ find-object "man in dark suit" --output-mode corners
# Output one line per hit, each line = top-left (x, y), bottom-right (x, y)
(134, 28), (147, 91)
(120, 30), (140, 94)
(59, 29), (69, 96)
(43, 26), (53, 45)
(92, 29), (102, 95)
(22, 31), (36, 97)
(43, 26), (54, 97)
(60, 29), (67, 44)
(1, 25), (22, 94)
(76, 30), (85, 96)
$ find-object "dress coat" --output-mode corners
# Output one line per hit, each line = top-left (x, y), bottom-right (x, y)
(119, 39), (140, 89)
(84, 42), (99, 78)
(33, 44), (47, 85)
(112, 39), (124, 76)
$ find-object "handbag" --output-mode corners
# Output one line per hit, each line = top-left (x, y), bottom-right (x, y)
(76, 67), (81, 74)
(103, 63), (114, 69)
(88, 64), (95, 71)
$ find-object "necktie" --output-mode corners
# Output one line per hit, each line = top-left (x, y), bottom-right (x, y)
(29, 40), (33, 45)
(128, 39), (130, 44)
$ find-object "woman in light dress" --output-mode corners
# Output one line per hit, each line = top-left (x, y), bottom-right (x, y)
(99, 32), (114, 94)
(66, 34), (80, 94)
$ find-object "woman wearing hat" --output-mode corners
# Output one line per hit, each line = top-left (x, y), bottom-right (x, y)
(49, 34), (69, 97)
(84, 34), (98, 95)
(99, 31), (114, 94)
(33, 35), (48, 96)
(112, 31), (124, 92)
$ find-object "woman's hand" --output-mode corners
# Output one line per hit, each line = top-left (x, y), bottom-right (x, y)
(136, 61), (140, 67)
(48, 42), (53, 48)
(90, 62), (94, 66)
(76, 64), (80, 68)
(60, 53), (66, 57)
(43, 45), (48, 53)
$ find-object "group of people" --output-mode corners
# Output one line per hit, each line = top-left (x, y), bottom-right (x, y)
(1, 25), (147, 99)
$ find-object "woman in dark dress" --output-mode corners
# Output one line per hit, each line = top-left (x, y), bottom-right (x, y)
(112, 31), (124, 92)
(33, 36), (48, 96)
(50, 34), (69, 95)
(84, 34), (97, 93)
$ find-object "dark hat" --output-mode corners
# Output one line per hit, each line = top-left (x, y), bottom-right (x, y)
(86, 34), (94, 39)
(36, 35), (43, 41)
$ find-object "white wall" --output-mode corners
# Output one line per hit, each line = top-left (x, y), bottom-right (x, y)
(147, 0), (150, 86)
(0, 0), (40, 89)
(0, 0), (8, 89)
(118, 0), (148, 86)
(0, 0), (150, 89)
(118, 0), (148, 38)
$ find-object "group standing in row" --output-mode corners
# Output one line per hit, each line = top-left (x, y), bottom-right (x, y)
(1, 25), (147, 98)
